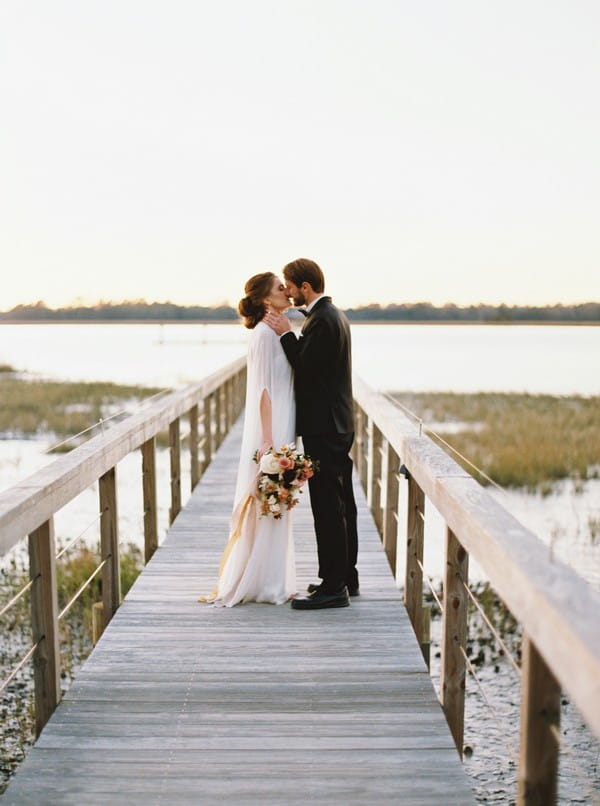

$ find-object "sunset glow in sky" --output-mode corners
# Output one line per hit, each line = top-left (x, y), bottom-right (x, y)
(1, 1), (599, 310)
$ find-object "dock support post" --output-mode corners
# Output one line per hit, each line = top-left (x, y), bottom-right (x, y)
(141, 438), (158, 562)
(203, 395), (213, 474)
(190, 404), (200, 490)
(441, 527), (469, 758)
(169, 418), (182, 524)
(383, 443), (400, 574)
(517, 635), (560, 806)
(29, 517), (61, 736)
(405, 476), (425, 652)
(369, 425), (384, 537)
(100, 467), (121, 627)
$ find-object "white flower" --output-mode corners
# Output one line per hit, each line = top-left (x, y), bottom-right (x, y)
(259, 452), (281, 475)
(270, 503), (281, 514)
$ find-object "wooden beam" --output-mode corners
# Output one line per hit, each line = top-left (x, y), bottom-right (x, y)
(369, 425), (383, 537)
(518, 635), (560, 805)
(405, 476), (425, 649)
(99, 467), (120, 626)
(214, 387), (223, 448)
(169, 418), (182, 525)
(203, 394), (213, 475)
(382, 443), (400, 575)
(189, 405), (200, 490)
(441, 527), (469, 757)
(141, 438), (158, 563)
(28, 518), (61, 736)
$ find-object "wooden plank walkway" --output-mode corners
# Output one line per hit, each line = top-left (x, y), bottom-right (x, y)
(3, 417), (475, 805)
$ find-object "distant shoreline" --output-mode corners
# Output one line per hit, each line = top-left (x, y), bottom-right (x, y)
(0, 319), (598, 326)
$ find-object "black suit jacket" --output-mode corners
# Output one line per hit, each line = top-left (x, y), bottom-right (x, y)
(280, 297), (354, 436)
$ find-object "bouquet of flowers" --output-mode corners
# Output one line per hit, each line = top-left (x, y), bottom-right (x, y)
(253, 444), (317, 519)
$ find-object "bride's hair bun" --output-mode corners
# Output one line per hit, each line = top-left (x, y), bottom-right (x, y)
(238, 272), (275, 329)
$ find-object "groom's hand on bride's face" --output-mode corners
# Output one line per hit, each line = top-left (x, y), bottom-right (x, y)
(264, 311), (291, 336)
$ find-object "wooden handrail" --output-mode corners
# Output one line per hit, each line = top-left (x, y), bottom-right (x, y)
(0, 356), (246, 556)
(352, 374), (600, 804)
(0, 356), (247, 737)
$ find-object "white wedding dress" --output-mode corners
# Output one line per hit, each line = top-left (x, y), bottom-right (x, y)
(205, 321), (297, 606)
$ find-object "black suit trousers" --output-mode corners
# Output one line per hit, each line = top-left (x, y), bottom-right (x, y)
(302, 433), (359, 593)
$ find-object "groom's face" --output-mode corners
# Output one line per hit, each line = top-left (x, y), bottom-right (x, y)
(284, 280), (307, 308)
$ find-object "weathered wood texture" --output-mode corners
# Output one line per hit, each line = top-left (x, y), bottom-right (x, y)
(168, 417), (182, 525)
(3, 418), (474, 806)
(518, 635), (561, 805)
(440, 528), (469, 757)
(141, 438), (158, 563)
(353, 376), (600, 742)
(405, 475), (425, 646)
(382, 443), (400, 572)
(99, 467), (120, 626)
(0, 357), (246, 555)
(28, 519), (61, 737)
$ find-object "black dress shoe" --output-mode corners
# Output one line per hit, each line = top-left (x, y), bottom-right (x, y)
(291, 587), (350, 610)
(307, 582), (360, 597)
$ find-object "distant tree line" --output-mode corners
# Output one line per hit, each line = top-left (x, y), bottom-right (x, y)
(0, 300), (238, 321)
(1, 300), (598, 322)
(343, 302), (600, 322)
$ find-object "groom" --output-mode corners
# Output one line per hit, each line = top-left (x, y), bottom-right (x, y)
(265, 258), (359, 610)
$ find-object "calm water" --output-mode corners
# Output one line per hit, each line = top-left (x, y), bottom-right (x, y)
(1, 322), (599, 393)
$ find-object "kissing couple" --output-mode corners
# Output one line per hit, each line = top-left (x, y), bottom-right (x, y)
(200, 258), (358, 610)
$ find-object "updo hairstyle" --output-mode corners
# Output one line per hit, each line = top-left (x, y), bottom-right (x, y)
(238, 272), (276, 329)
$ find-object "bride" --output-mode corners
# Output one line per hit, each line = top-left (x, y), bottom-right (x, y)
(200, 272), (297, 606)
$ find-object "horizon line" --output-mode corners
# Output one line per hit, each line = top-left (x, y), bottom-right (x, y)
(3, 299), (600, 314)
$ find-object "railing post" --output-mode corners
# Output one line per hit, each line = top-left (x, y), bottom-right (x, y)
(169, 417), (182, 524)
(352, 402), (360, 466)
(357, 407), (368, 493)
(141, 438), (158, 563)
(383, 443), (400, 575)
(237, 367), (246, 416)
(225, 377), (233, 430)
(369, 425), (384, 537)
(441, 526), (469, 758)
(405, 475), (425, 648)
(28, 517), (61, 736)
(190, 404), (200, 490)
(517, 635), (560, 806)
(99, 467), (121, 627)
(203, 394), (213, 473)
(215, 386), (223, 448)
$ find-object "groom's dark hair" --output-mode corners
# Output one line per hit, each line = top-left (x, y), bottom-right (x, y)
(283, 258), (325, 293)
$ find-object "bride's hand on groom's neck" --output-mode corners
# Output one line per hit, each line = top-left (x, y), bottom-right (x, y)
(264, 311), (291, 336)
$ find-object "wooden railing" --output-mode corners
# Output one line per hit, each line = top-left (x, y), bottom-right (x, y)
(352, 375), (600, 806)
(0, 356), (246, 736)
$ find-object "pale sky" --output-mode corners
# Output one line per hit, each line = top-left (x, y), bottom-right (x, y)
(1, 1), (599, 310)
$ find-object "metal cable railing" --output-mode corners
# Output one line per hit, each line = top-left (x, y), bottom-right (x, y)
(0, 578), (35, 620)
(57, 558), (107, 622)
(55, 512), (103, 561)
(0, 642), (40, 695)
(45, 387), (172, 454)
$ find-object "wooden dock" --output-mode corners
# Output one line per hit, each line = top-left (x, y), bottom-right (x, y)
(2, 417), (474, 805)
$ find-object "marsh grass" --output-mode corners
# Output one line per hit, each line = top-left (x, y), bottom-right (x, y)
(0, 376), (163, 441)
(391, 392), (600, 490)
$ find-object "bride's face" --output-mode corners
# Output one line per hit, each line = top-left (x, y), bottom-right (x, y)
(264, 276), (291, 312)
